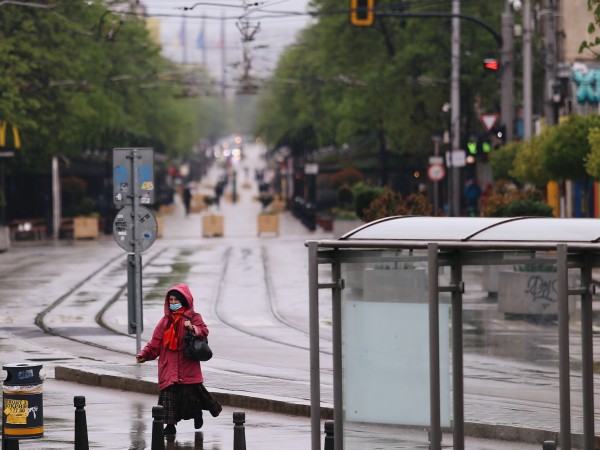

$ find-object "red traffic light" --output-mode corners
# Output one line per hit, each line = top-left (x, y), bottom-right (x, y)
(483, 58), (499, 71)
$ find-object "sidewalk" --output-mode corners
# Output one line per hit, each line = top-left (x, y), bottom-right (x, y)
(7, 144), (598, 448)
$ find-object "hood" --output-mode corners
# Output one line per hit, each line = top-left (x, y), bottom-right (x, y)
(164, 283), (195, 315)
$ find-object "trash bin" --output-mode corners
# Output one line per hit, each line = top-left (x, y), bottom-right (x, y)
(2, 363), (44, 440)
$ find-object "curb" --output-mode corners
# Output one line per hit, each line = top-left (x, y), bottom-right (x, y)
(54, 366), (333, 420)
(55, 366), (595, 447)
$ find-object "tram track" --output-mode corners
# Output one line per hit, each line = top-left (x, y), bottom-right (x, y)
(34, 240), (331, 359)
(212, 244), (332, 354)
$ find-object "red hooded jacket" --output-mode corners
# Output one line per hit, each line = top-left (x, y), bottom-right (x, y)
(138, 284), (209, 391)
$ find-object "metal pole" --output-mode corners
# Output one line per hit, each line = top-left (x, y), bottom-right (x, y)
(131, 149), (142, 354)
(52, 155), (60, 240)
(451, 0), (461, 216)
(451, 253), (464, 450)
(557, 244), (571, 450)
(523, 0), (533, 139)
(432, 136), (441, 216)
(580, 255), (594, 450)
(332, 250), (343, 450)
(543, 0), (558, 126)
(428, 243), (441, 450)
(501, 1), (514, 141)
(308, 241), (321, 450)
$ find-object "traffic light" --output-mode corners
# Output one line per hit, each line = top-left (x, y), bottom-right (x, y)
(350, 0), (374, 27)
(0, 121), (21, 149)
(483, 58), (499, 72)
(490, 124), (506, 149)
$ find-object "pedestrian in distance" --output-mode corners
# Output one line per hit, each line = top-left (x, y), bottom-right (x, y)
(183, 185), (192, 216)
(136, 284), (222, 436)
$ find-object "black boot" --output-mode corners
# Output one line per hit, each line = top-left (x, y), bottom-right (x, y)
(194, 413), (203, 429)
(164, 424), (176, 435)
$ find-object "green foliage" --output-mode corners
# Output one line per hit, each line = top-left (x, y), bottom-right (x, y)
(331, 167), (364, 188)
(581, 0), (600, 55)
(254, 0), (505, 171)
(505, 200), (554, 217)
(585, 127), (600, 178)
(480, 180), (553, 217)
(336, 184), (354, 209)
(0, 2), (220, 172)
(361, 187), (433, 222)
(511, 132), (551, 187)
(540, 114), (600, 181)
(362, 187), (400, 222)
(352, 182), (382, 220)
(489, 141), (520, 181)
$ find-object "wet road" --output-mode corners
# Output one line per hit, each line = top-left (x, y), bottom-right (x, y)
(2, 142), (600, 448)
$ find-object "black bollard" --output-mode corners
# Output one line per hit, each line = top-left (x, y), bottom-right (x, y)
(233, 411), (246, 450)
(74, 396), (89, 450)
(151, 406), (165, 450)
(542, 441), (557, 450)
(324, 420), (334, 450)
(1, 437), (19, 450)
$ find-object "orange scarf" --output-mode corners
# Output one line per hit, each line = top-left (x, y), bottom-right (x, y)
(164, 308), (187, 350)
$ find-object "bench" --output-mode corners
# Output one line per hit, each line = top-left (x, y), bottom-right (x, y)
(9, 219), (47, 241)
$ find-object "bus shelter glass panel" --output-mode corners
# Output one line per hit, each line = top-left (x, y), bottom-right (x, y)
(458, 250), (580, 443)
(340, 250), (450, 448)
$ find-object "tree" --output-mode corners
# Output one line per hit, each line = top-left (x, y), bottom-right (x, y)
(254, 0), (505, 190)
(539, 114), (600, 216)
(510, 132), (551, 187)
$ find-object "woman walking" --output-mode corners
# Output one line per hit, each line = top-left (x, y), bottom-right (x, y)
(136, 284), (221, 435)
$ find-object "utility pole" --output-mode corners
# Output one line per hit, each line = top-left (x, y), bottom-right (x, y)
(236, 0), (261, 94)
(523, 0), (533, 139)
(543, 0), (558, 126)
(501, 1), (514, 141)
(220, 10), (226, 97)
(450, 0), (461, 216)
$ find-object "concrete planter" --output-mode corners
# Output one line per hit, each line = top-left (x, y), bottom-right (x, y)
(0, 226), (10, 252)
(257, 213), (279, 236)
(483, 265), (500, 297)
(333, 219), (364, 239)
(498, 271), (577, 317)
(202, 214), (224, 237)
(73, 217), (99, 239)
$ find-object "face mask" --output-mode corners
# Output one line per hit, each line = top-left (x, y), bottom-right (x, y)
(169, 303), (182, 311)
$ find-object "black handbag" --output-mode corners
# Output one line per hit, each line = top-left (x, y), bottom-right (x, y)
(183, 330), (213, 361)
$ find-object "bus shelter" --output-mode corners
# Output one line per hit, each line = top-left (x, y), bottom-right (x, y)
(307, 216), (599, 450)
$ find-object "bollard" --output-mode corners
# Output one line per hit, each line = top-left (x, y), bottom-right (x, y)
(151, 406), (165, 450)
(324, 420), (334, 450)
(2, 363), (44, 449)
(233, 411), (246, 450)
(542, 441), (557, 450)
(74, 396), (89, 450)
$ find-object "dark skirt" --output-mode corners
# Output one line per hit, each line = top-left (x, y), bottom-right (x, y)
(158, 383), (222, 425)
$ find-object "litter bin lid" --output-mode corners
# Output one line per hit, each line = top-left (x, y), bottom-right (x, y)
(2, 363), (43, 386)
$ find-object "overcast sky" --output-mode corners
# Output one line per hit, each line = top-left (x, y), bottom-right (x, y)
(141, 0), (313, 90)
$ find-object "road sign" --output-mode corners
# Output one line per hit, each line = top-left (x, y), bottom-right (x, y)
(113, 206), (158, 252)
(113, 148), (155, 207)
(480, 113), (499, 132)
(445, 150), (466, 168)
(429, 156), (444, 166)
(427, 164), (446, 182)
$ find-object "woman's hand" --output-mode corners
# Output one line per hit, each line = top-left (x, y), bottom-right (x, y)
(183, 320), (193, 331)
(136, 354), (146, 364)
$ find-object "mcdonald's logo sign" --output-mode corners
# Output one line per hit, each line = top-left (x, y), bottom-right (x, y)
(0, 121), (21, 149)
